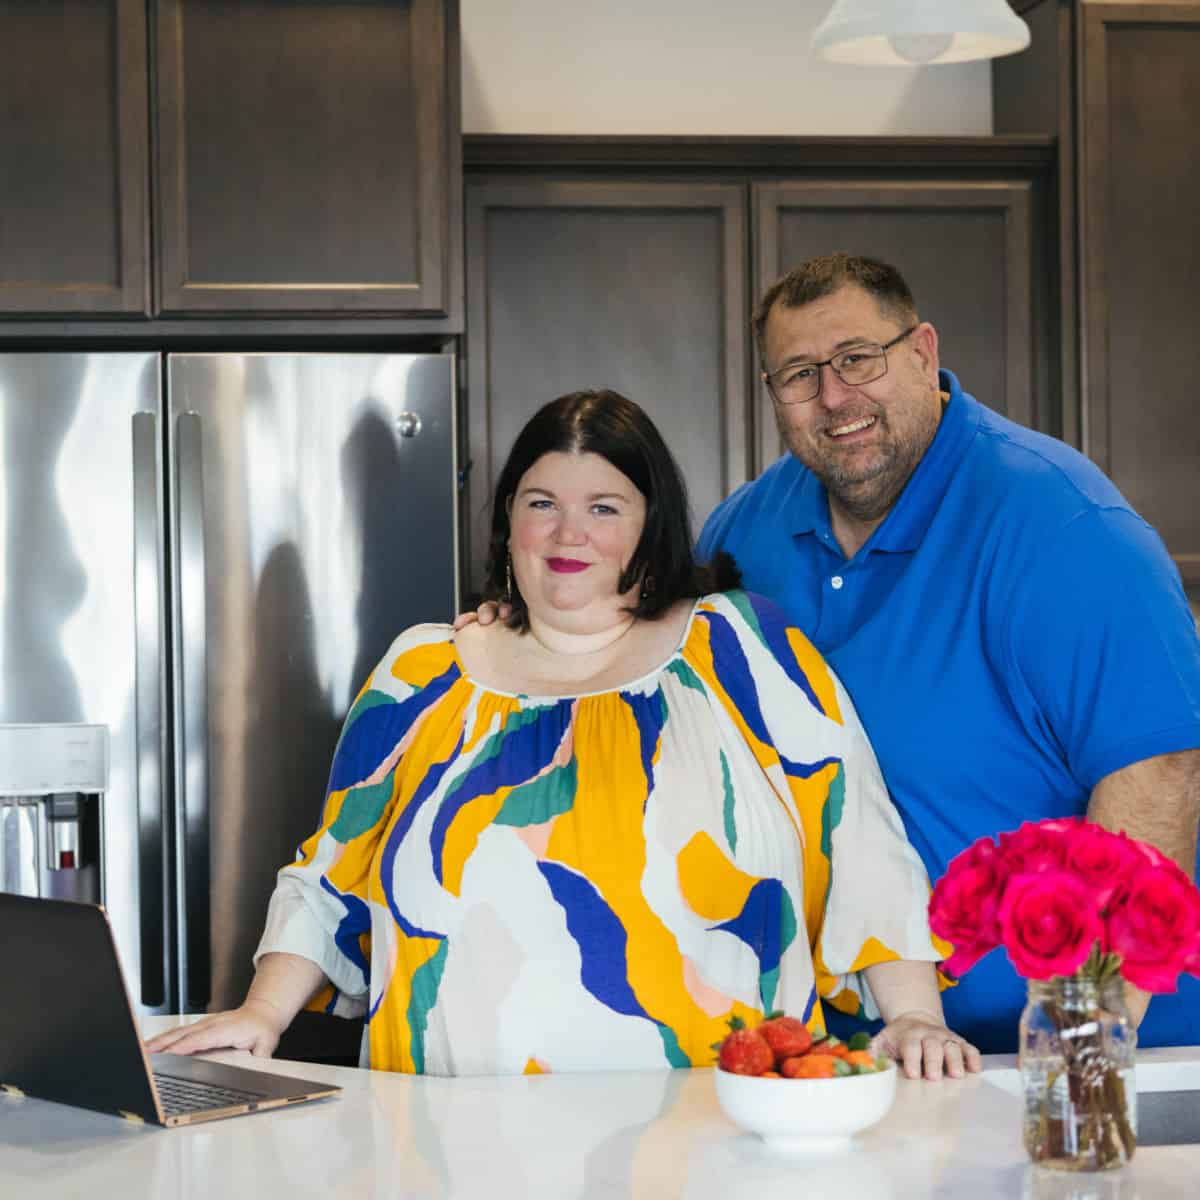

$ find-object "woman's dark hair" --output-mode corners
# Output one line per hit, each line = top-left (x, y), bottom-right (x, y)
(484, 389), (740, 630)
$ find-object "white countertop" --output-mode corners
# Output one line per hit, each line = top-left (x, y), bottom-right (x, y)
(3, 1018), (1198, 1199)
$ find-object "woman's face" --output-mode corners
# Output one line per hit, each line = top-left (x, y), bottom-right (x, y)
(508, 451), (647, 630)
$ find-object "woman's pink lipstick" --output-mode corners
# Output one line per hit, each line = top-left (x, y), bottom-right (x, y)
(546, 558), (589, 573)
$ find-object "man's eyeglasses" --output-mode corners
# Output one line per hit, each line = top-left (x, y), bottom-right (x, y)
(763, 325), (919, 405)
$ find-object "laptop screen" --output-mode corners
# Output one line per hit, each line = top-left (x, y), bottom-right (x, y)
(0, 894), (163, 1122)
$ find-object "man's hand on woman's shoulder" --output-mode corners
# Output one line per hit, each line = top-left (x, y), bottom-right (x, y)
(452, 600), (510, 632)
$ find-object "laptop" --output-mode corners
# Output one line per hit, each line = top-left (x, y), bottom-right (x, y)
(0, 893), (341, 1126)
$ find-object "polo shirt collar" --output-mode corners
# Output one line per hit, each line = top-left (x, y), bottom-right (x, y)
(786, 460), (829, 538)
(789, 368), (981, 554)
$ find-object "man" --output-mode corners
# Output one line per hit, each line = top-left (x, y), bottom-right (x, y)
(696, 253), (1200, 1052)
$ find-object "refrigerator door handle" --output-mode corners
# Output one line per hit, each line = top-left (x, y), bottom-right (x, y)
(132, 411), (169, 1008)
(174, 412), (211, 1012)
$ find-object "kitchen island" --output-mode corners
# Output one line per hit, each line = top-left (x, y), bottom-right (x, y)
(2, 1018), (1197, 1199)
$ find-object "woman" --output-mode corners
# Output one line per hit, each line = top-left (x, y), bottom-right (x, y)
(149, 390), (980, 1080)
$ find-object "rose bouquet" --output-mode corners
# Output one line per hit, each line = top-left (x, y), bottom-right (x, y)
(930, 817), (1200, 988)
(928, 818), (1200, 1171)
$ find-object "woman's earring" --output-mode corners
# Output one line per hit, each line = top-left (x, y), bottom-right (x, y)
(640, 575), (655, 601)
(505, 555), (513, 603)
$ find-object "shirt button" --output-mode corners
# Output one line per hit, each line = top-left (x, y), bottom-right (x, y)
(831, 575), (844, 590)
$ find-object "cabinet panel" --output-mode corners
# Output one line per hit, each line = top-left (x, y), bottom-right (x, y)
(754, 182), (1034, 470)
(993, 0), (1079, 448)
(464, 180), (749, 596)
(155, 0), (458, 317)
(1081, 4), (1200, 591)
(0, 0), (148, 314)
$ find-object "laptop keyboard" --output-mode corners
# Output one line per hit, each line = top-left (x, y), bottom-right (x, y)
(153, 1071), (269, 1115)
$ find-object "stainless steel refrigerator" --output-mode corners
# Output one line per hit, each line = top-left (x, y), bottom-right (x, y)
(0, 352), (457, 1015)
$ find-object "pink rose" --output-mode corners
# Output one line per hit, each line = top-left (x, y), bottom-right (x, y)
(998, 870), (1101, 980)
(1062, 823), (1143, 909)
(1107, 865), (1200, 992)
(997, 819), (1079, 876)
(929, 838), (1010, 976)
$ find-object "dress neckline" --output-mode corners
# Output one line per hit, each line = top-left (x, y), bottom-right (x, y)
(449, 598), (704, 702)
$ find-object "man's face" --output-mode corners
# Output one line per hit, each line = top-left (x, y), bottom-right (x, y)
(762, 284), (943, 524)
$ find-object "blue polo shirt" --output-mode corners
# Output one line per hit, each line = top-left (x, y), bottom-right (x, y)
(698, 370), (1200, 1052)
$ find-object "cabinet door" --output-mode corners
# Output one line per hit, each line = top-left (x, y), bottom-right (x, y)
(464, 180), (750, 596)
(0, 0), (148, 314)
(1080, 3), (1200, 603)
(754, 181), (1035, 469)
(992, 0), (1081, 449)
(153, 0), (460, 318)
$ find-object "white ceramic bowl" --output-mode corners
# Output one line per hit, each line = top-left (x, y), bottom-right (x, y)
(714, 1060), (897, 1154)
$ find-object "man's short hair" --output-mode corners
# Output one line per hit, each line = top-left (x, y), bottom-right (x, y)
(753, 253), (919, 363)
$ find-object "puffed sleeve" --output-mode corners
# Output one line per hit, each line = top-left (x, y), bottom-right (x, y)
(703, 591), (946, 1022)
(254, 625), (461, 1014)
(806, 668), (949, 1020)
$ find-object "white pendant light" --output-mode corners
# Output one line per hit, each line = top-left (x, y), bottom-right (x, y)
(811, 0), (1031, 66)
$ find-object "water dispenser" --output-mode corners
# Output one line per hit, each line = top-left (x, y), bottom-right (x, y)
(0, 724), (108, 904)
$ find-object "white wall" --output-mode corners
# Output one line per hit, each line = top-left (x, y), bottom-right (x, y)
(461, 0), (993, 137)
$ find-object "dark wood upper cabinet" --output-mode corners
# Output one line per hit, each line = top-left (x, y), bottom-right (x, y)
(1080, 3), (1200, 593)
(0, 0), (149, 315)
(754, 179), (1036, 469)
(996, 1), (1200, 598)
(153, 0), (460, 318)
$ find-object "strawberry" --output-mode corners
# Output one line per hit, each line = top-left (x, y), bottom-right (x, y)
(716, 1018), (775, 1076)
(781, 1053), (836, 1079)
(756, 1014), (812, 1063)
(808, 1035), (850, 1060)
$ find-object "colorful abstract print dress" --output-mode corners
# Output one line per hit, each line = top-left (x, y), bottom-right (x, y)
(257, 591), (940, 1075)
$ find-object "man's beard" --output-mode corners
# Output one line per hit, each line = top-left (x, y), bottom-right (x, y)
(781, 409), (935, 525)
(819, 447), (904, 522)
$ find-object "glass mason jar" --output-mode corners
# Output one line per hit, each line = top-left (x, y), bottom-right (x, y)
(1019, 975), (1137, 1171)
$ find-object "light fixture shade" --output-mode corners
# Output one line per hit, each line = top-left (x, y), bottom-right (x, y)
(811, 0), (1031, 66)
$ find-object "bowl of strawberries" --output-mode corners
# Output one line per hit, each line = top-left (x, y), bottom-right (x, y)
(713, 1013), (896, 1154)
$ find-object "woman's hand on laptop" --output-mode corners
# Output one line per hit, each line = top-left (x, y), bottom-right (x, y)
(145, 999), (288, 1058)
(144, 952), (327, 1058)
